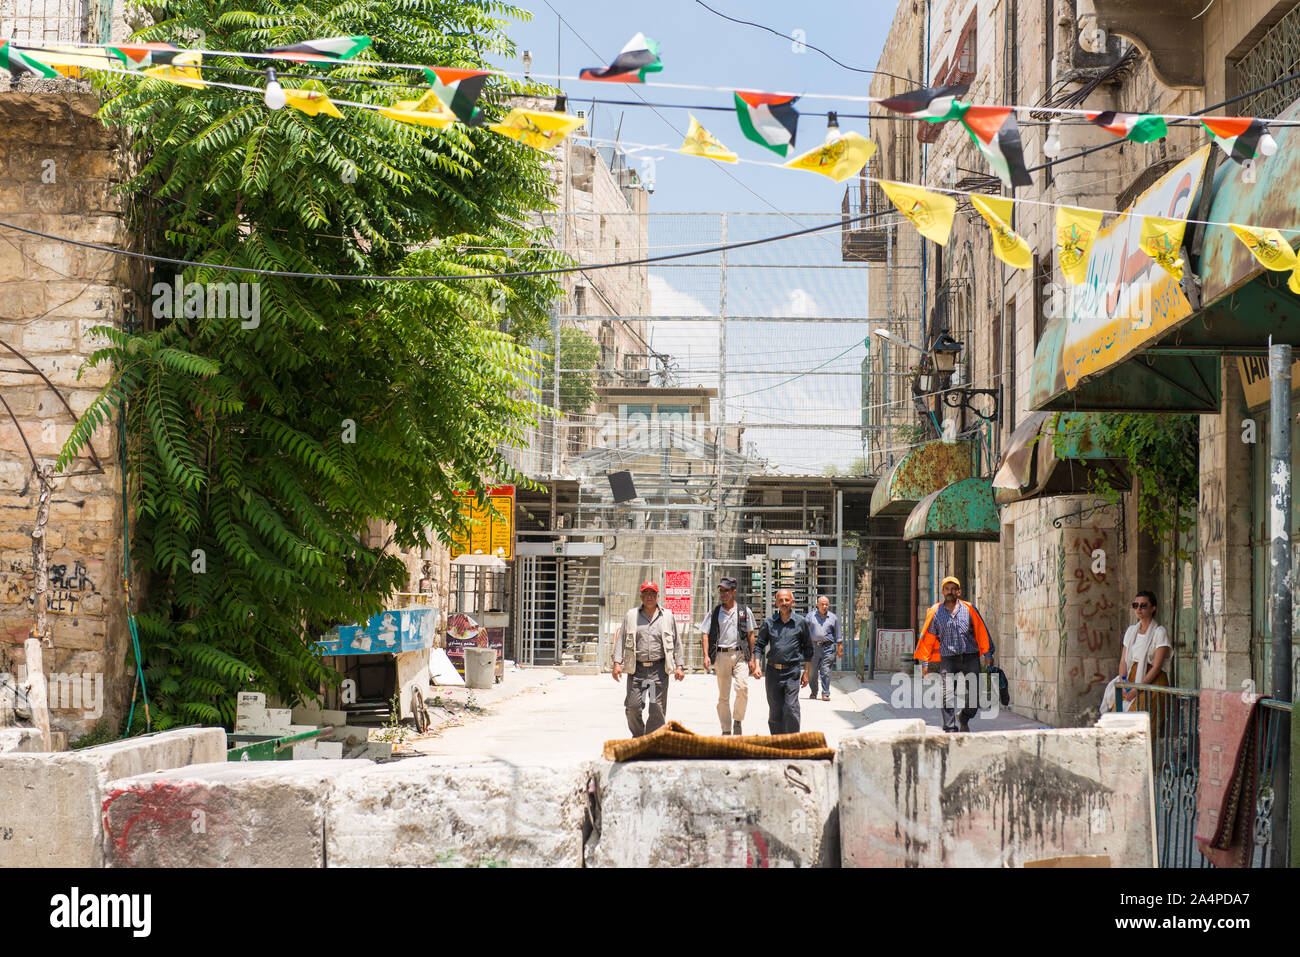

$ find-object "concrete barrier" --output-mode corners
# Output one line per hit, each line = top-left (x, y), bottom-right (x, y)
(0, 727), (46, 753)
(102, 760), (351, 867)
(586, 759), (839, 868)
(0, 727), (226, 867)
(838, 715), (1157, 867)
(326, 756), (590, 868)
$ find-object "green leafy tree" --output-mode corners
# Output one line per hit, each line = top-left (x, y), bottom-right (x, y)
(60, 0), (566, 728)
(540, 325), (602, 414)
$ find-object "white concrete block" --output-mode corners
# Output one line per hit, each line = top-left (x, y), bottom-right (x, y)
(838, 720), (1156, 868)
(292, 740), (344, 760)
(0, 727), (46, 752)
(102, 760), (362, 867)
(0, 727), (227, 867)
(586, 760), (839, 868)
(326, 756), (590, 867)
(265, 709), (292, 733)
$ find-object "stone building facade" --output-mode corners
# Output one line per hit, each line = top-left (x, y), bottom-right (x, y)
(864, 0), (1300, 724)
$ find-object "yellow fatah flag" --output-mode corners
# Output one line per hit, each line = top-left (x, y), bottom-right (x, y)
(1140, 215), (1187, 281)
(1229, 224), (1298, 272)
(970, 194), (1031, 270)
(878, 180), (955, 246)
(488, 108), (585, 151)
(783, 131), (877, 182)
(144, 51), (203, 89)
(378, 88), (455, 128)
(283, 88), (343, 118)
(678, 114), (737, 163)
(1290, 265), (1300, 296)
(1055, 206), (1104, 285)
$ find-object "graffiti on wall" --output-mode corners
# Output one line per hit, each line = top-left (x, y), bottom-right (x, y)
(0, 558), (101, 615)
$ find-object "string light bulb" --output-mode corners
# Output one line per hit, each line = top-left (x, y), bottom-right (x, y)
(1043, 119), (1062, 159)
(825, 111), (841, 144)
(264, 67), (286, 110)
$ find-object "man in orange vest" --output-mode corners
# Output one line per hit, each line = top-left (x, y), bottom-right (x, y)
(912, 575), (994, 732)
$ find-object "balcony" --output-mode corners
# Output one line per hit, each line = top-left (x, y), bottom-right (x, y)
(840, 179), (892, 263)
(1089, 0), (1207, 88)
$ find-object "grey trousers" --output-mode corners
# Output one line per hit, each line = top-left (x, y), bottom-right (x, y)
(765, 665), (803, 734)
(625, 660), (668, 737)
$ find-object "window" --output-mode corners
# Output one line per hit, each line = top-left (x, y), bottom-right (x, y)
(1004, 297), (1017, 435)
(1032, 255), (1051, 344)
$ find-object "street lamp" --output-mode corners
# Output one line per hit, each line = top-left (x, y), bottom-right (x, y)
(873, 328), (936, 392)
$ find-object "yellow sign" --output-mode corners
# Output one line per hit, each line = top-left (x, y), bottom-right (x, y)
(450, 486), (515, 560)
(1237, 355), (1300, 409)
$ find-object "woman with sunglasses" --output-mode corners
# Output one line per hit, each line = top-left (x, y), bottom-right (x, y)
(1118, 590), (1170, 714)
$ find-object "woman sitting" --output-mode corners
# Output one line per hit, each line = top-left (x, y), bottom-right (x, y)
(1118, 590), (1170, 720)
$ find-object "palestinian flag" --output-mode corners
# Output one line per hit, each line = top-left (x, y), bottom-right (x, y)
(1085, 110), (1167, 143)
(878, 83), (969, 121)
(422, 67), (489, 126)
(0, 41), (58, 78)
(578, 33), (662, 83)
(734, 91), (799, 157)
(264, 36), (371, 61)
(1201, 116), (1276, 164)
(107, 43), (185, 71)
(960, 106), (1032, 187)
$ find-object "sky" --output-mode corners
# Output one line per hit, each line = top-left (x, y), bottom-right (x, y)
(496, 2), (897, 472)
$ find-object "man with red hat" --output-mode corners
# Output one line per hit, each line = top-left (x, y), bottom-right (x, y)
(612, 580), (685, 737)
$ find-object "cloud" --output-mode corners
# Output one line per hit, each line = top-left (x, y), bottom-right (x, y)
(649, 274), (717, 317)
(787, 288), (818, 317)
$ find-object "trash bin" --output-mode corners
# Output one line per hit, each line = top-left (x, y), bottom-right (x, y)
(464, 647), (497, 689)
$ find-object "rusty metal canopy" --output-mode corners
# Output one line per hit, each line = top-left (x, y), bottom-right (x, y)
(869, 440), (974, 517)
(994, 413), (1128, 505)
(903, 478), (1001, 542)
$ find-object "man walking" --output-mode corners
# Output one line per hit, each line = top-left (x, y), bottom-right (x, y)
(701, 577), (758, 735)
(612, 581), (685, 737)
(806, 594), (841, 702)
(753, 588), (814, 734)
(912, 576), (993, 733)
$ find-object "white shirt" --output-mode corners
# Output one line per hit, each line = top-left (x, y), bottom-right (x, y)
(1123, 621), (1171, 679)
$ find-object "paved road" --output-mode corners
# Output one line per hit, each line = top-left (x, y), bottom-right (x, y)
(405, 665), (1045, 761)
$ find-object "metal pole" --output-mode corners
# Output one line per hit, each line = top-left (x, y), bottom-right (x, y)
(714, 214), (727, 564)
(835, 487), (844, 667)
(1268, 341), (1292, 867)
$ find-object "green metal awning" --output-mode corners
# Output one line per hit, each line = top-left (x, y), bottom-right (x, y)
(993, 411), (1128, 505)
(869, 440), (974, 517)
(1029, 97), (1300, 412)
(903, 478), (1000, 542)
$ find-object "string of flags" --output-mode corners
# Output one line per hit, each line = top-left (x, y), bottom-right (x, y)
(3, 31), (1299, 289)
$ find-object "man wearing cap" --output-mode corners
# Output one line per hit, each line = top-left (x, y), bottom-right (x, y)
(701, 576), (758, 735)
(913, 576), (994, 733)
(612, 581), (685, 737)
(753, 588), (815, 734)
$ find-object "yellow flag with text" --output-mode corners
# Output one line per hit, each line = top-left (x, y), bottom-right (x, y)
(783, 132), (877, 182)
(1229, 224), (1298, 272)
(879, 180), (955, 246)
(488, 108), (585, 151)
(1055, 206), (1103, 285)
(284, 88), (344, 118)
(678, 115), (738, 163)
(1140, 216), (1187, 282)
(970, 194), (1031, 269)
(144, 51), (203, 89)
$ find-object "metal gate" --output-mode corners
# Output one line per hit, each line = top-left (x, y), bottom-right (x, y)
(515, 543), (604, 666)
(763, 544), (858, 663)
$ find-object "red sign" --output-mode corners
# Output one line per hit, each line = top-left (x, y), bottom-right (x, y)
(663, 570), (692, 625)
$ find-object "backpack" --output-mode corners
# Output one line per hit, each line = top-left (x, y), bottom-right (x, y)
(987, 665), (1010, 706)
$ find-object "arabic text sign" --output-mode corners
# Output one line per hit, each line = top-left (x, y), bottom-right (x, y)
(663, 570), (693, 625)
(450, 485), (515, 560)
(1062, 147), (1209, 385)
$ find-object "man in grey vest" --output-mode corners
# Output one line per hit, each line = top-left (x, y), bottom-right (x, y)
(612, 581), (684, 737)
(701, 576), (757, 735)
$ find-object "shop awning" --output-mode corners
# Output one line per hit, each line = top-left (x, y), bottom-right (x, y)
(903, 478), (1000, 542)
(993, 412), (1128, 505)
(1030, 97), (1300, 412)
(869, 440), (974, 517)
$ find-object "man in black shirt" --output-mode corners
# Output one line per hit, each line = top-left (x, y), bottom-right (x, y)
(753, 588), (814, 734)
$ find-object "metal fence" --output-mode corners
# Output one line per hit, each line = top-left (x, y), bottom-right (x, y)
(1, 0), (113, 44)
(1116, 681), (1292, 867)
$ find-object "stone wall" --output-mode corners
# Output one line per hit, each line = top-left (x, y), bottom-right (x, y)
(0, 92), (131, 740)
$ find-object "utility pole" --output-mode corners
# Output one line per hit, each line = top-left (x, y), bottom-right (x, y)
(25, 464), (54, 751)
(1268, 340), (1292, 867)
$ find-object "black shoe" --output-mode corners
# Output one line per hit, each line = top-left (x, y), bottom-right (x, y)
(721, 730), (731, 736)
(958, 719), (970, 732)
